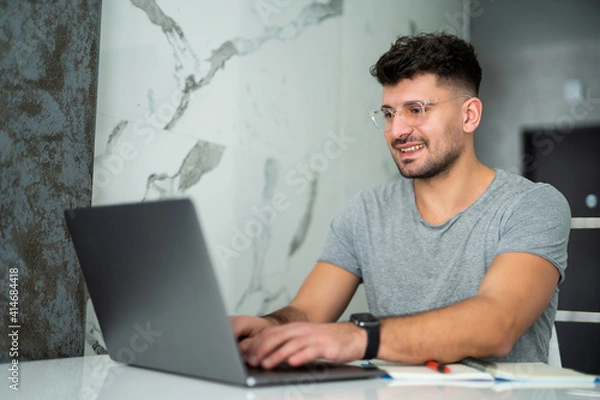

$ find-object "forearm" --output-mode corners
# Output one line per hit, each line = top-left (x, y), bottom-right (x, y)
(378, 253), (558, 363)
(261, 305), (310, 326)
(378, 296), (517, 363)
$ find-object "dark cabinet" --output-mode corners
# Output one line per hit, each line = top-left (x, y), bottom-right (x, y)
(523, 125), (600, 375)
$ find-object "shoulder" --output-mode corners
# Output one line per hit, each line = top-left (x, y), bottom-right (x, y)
(491, 170), (571, 281)
(491, 169), (571, 235)
(492, 169), (569, 211)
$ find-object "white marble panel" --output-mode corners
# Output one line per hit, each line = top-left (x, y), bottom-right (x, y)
(90, 0), (466, 353)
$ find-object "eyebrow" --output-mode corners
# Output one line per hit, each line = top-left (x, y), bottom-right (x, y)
(381, 100), (425, 108)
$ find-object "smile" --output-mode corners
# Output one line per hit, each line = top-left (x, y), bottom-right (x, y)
(400, 144), (425, 153)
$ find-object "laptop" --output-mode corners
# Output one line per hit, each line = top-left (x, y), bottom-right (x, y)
(64, 198), (385, 387)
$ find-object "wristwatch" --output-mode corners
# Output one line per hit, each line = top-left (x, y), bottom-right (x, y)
(350, 313), (380, 360)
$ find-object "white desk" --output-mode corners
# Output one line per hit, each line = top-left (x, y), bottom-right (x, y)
(2, 355), (599, 400)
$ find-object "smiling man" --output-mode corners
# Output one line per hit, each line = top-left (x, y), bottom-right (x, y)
(231, 33), (571, 368)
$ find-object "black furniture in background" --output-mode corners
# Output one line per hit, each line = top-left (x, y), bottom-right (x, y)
(523, 125), (600, 375)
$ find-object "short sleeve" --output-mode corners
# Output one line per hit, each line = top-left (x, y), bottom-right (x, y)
(317, 192), (364, 278)
(495, 184), (571, 284)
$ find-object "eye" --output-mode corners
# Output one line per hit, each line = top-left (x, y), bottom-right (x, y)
(406, 104), (422, 115)
(381, 108), (395, 119)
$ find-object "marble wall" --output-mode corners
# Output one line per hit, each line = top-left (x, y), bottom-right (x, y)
(89, 0), (465, 351)
(0, 0), (101, 361)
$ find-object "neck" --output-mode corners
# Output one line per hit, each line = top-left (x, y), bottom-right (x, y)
(413, 157), (495, 225)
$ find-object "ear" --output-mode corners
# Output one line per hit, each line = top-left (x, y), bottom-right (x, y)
(462, 97), (482, 134)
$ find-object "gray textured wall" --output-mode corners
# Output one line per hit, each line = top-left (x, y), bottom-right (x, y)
(471, 0), (600, 171)
(0, 0), (101, 362)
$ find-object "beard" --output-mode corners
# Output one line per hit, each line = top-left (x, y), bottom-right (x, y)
(396, 147), (462, 179)
(392, 131), (464, 180)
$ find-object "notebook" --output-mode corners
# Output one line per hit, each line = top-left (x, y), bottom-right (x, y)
(460, 358), (598, 383)
(370, 360), (494, 382)
(64, 199), (385, 387)
(370, 358), (597, 387)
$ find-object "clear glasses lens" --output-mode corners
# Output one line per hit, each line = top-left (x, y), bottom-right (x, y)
(370, 103), (424, 131)
(370, 111), (388, 131)
(370, 95), (472, 131)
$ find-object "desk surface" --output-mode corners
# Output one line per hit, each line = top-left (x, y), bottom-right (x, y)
(2, 355), (599, 400)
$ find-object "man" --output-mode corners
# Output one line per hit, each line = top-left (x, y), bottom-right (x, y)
(231, 33), (570, 369)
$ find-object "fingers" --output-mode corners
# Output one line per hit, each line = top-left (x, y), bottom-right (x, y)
(231, 315), (284, 366)
(229, 315), (250, 339)
(260, 329), (316, 369)
(230, 315), (269, 340)
(242, 323), (327, 369)
(237, 321), (364, 370)
(277, 342), (323, 367)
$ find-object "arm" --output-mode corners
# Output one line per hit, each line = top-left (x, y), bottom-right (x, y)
(378, 251), (559, 363)
(232, 261), (360, 330)
(241, 251), (560, 368)
(239, 185), (568, 367)
(288, 261), (361, 323)
(253, 261), (361, 325)
(380, 185), (570, 363)
(231, 262), (361, 359)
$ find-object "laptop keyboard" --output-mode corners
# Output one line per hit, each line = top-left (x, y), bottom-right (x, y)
(246, 360), (330, 372)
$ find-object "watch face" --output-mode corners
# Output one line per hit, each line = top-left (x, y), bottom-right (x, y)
(351, 313), (378, 324)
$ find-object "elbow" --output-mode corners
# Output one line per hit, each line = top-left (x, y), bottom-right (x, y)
(488, 336), (514, 358)
(485, 321), (519, 358)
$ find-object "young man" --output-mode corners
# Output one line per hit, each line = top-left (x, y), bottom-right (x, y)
(231, 33), (570, 369)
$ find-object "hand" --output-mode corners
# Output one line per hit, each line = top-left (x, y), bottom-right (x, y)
(239, 322), (367, 369)
(229, 315), (275, 341)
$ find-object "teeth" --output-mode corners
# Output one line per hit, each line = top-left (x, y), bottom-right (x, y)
(400, 144), (425, 153)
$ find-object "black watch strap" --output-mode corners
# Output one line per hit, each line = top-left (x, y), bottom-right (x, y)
(350, 313), (380, 360)
(362, 324), (379, 360)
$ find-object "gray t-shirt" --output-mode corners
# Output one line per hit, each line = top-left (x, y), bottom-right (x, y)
(318, 169), (571, 362)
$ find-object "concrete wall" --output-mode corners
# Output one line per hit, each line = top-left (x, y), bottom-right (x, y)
(0, 0), (101, 362)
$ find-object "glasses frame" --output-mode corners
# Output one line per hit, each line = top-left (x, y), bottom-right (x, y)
(369, 95), (472, 131)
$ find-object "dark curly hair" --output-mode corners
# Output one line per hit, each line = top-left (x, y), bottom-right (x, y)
(370, 32), (482, 96)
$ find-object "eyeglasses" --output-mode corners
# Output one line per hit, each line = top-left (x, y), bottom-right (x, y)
(369, 95), (472, 131)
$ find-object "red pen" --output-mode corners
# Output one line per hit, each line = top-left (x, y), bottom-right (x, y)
(426, 360), (451, 374)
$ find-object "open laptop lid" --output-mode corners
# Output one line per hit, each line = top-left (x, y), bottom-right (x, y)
(65, 199), (249, 385)
(65, 199), (385, 387)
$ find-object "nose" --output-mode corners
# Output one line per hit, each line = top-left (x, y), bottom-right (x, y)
(389, 111), (414, 139)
